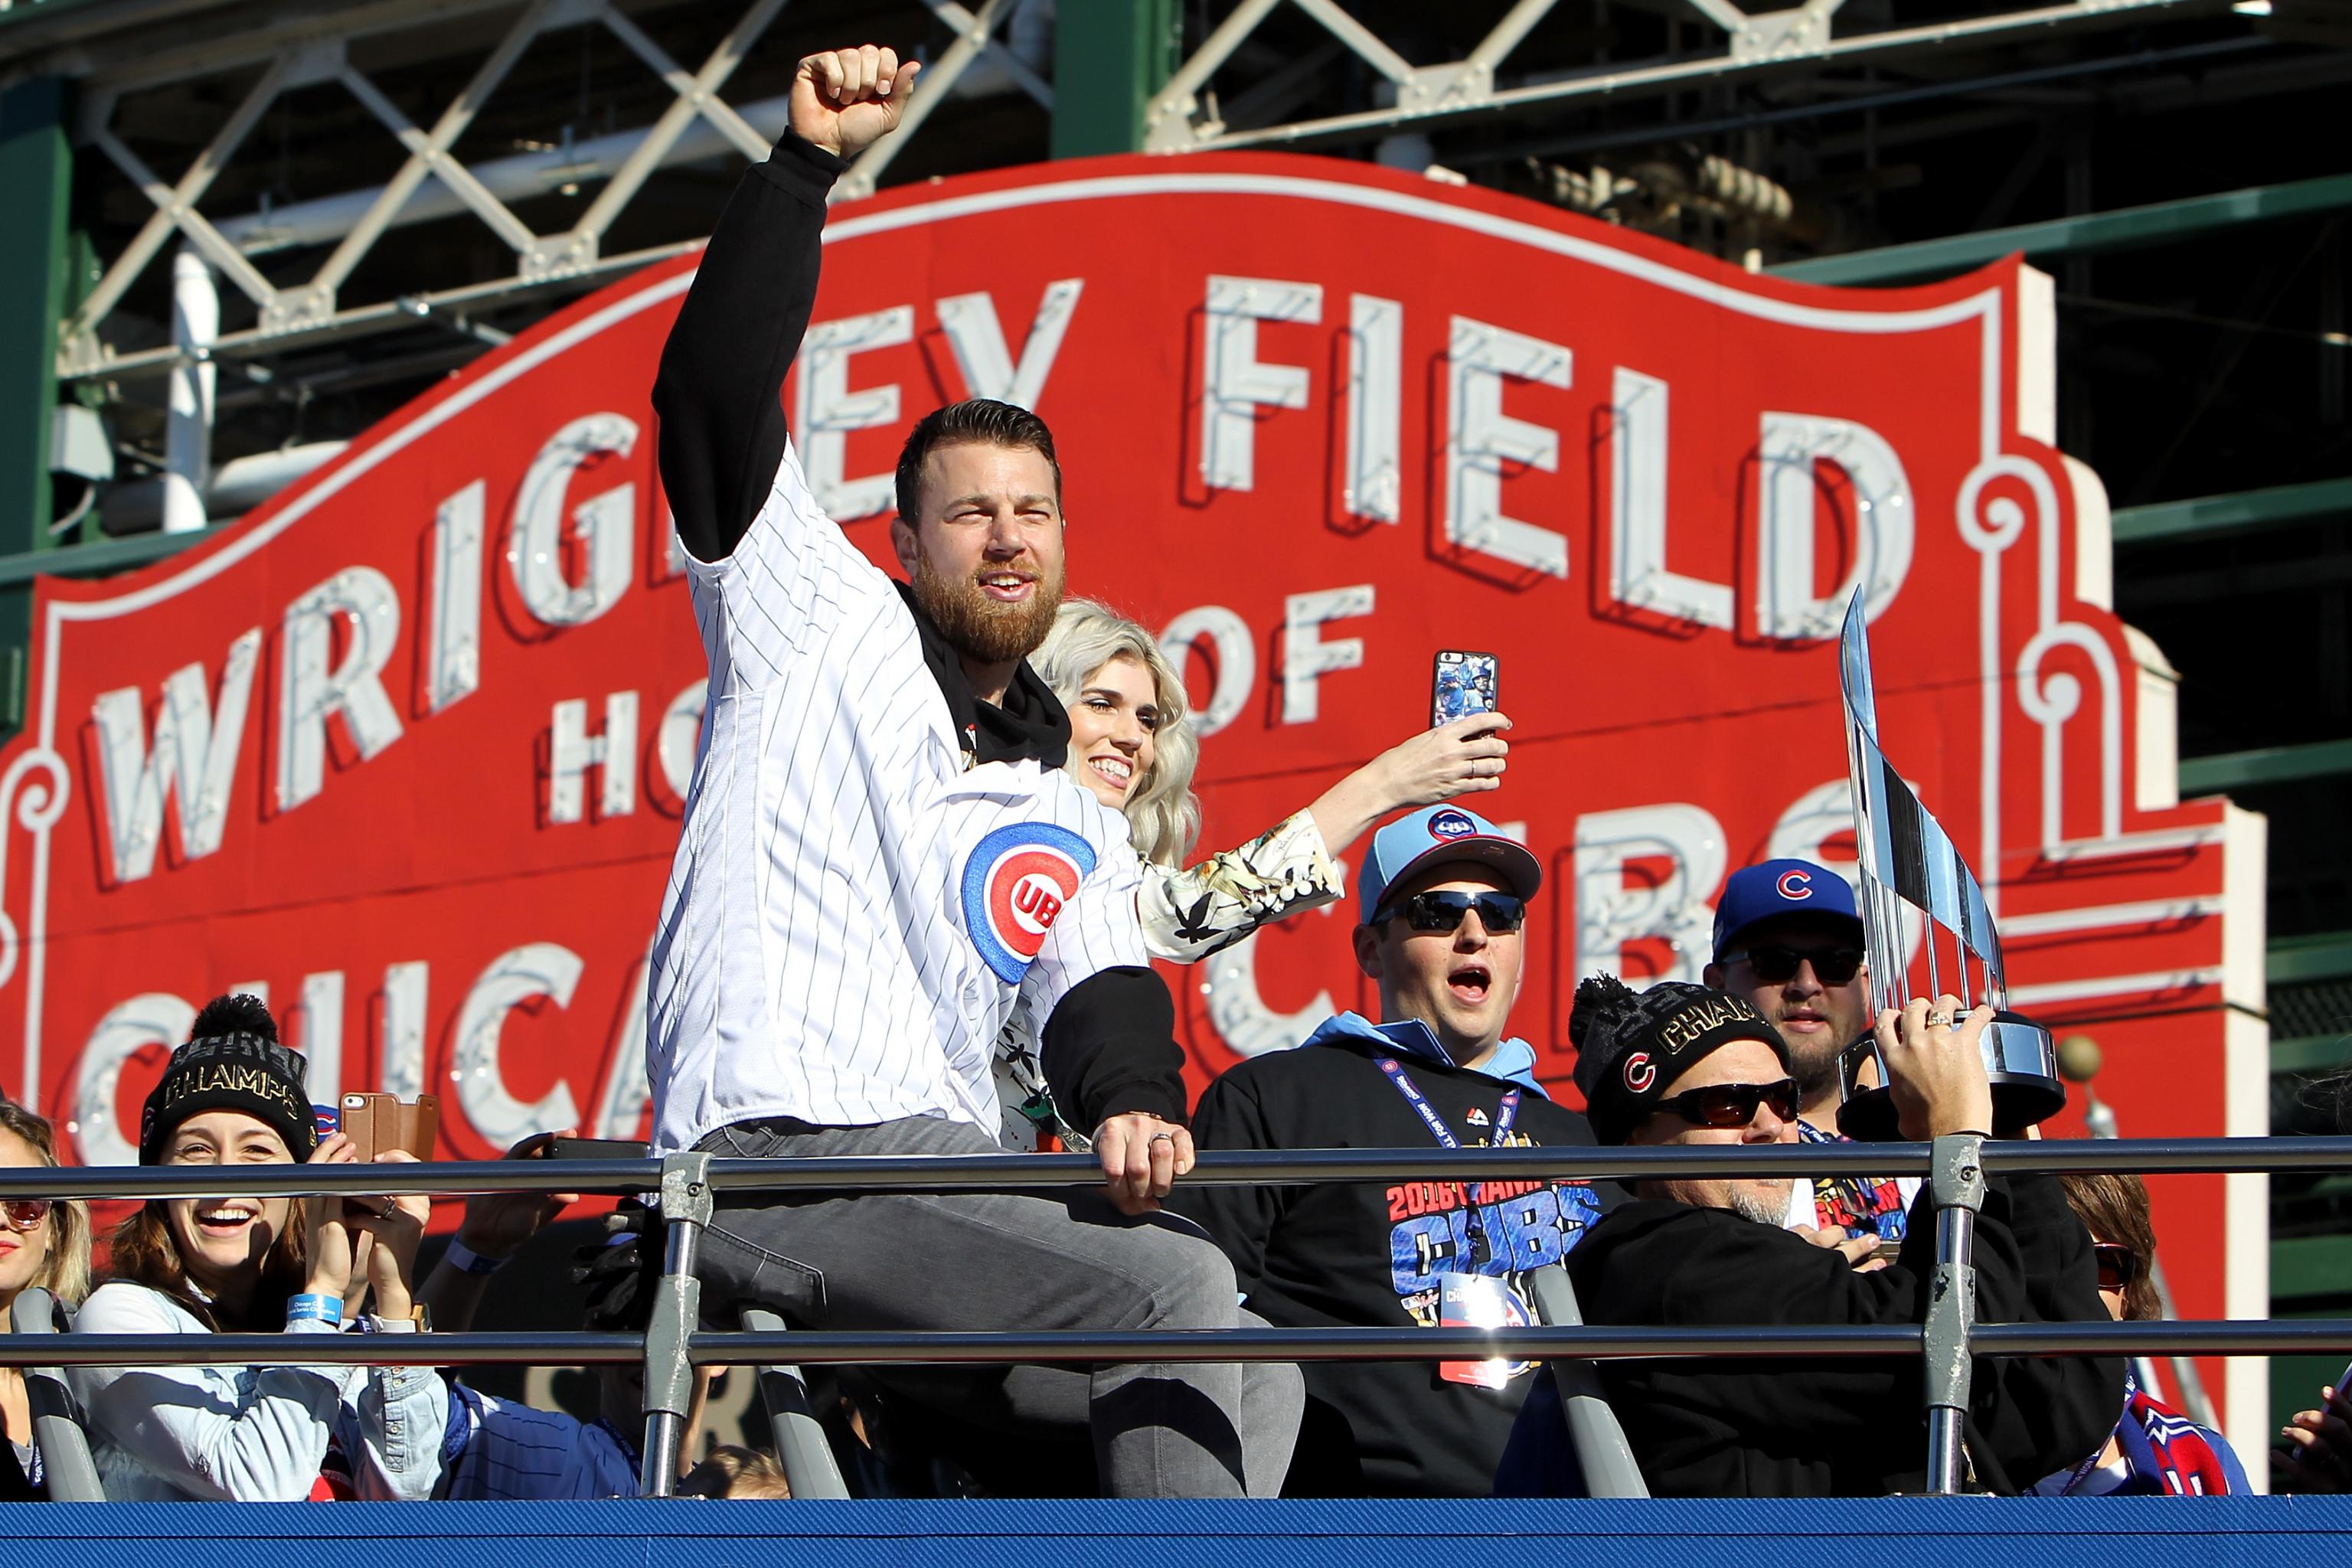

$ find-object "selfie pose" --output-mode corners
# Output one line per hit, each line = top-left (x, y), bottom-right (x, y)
(70, 996), (444, 1502)
(0, 1099), (91, 1500)
(1001, 598), (1513, 1148)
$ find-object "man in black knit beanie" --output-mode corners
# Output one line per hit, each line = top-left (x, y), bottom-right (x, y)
(1497, 977), (2121, 1498)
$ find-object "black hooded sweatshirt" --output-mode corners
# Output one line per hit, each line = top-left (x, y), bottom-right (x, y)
(1498, 1172), (2124, 1496)
(1175, 1017), (1621, 1496)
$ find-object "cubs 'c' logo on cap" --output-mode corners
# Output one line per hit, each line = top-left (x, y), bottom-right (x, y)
(1622, 1051), (1658, 1093)
(961, 822), (1098, 984)
(1775, 868), (1814, 900)
(1427, 808), (1477, 841)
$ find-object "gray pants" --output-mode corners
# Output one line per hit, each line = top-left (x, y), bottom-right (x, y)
(694, 1115), (1302, 1498)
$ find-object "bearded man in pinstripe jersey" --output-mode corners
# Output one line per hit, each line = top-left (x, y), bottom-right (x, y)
(643, 43), (1300, 1498)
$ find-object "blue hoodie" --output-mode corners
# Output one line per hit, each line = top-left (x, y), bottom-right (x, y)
(1299, 1010), (1550, 1097)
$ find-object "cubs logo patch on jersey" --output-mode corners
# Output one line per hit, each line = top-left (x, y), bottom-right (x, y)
(962, 822), (1098, 983)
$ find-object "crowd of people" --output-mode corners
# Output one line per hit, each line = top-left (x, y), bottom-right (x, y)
(0, 39), (2347, 1507)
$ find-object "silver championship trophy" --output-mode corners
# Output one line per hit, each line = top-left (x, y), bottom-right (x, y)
(1835, 593), (2066, 1139)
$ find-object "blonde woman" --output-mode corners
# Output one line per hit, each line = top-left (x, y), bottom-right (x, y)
(999, 598), (1511, 1147)
(0, 1099), (91, 1500)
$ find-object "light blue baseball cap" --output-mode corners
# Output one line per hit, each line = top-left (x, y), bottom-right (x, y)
(1357, 805), (1541, 923)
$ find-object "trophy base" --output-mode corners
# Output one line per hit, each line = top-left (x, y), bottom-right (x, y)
(1834, 1012), (2068, 1142)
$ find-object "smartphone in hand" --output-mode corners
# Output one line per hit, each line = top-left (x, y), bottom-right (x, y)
(1432, 650), (1500, 728)
(338, 1092), (440, 1162)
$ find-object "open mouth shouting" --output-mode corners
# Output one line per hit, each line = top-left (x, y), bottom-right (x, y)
(1448, 962), (1494, 1007)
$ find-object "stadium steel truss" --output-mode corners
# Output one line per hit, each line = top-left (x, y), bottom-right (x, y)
(21, 0), (2242, 384)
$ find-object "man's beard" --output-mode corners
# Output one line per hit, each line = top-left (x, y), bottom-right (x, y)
(1725, 1179), (1795, 1226)
(1767, 999), (1864, 1107)
(910, 547), (1067, 667)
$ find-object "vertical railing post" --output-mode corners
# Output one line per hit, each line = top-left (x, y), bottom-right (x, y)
(1922, 1132), (1987, 1493)
(639, 1150), (712, 1497)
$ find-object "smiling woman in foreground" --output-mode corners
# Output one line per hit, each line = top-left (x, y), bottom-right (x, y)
(67, 995), (445, 1502)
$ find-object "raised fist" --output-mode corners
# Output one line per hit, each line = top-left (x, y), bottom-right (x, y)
(791, 44), (920, 160)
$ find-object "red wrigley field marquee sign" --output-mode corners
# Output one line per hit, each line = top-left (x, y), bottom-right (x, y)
(0, 152), (2268, 1439)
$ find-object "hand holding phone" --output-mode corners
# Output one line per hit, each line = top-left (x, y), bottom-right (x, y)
(338, 1093), (440, 1163)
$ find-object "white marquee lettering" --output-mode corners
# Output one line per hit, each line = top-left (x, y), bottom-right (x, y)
(1201, 275), (1322, 494)
(657, 681), (707, 802)
(795, 305), (913, 519)
(380, 961), (429, 1100)
(935, 280), (1083, 410)
(1608, 368), (1733, 629)
(452, 942), (584, 1148)
(548, 691), (639, 824)
(1446, 316), (1571, 578)
(1204, 931), (1334, 1058)
(73, 992), (195, 1166)
(1158, 606), (1256, 739)
(428, 479), (484, 711)
(276, 567), (403, 812)
(1344, 294), (1403, 523)
(591, 947), (652, 1141)
(511, 413), (638, 628)
(1753, 411), (1916, 641)
(1573, 802), (1726, 985)
(1282, 585), (1374, 727)
(91, 627), (260, 883)
(289, 970), (344, 1105)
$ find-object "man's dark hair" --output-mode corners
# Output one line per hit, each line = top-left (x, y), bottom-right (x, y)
(893, 398), (1063, 525)
(191, 991), (277, 1044)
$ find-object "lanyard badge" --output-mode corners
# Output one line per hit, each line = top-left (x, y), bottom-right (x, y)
(1437, 1273), (1534, 1388)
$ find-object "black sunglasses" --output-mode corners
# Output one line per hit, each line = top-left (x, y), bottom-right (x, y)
(1653, 1078), (1801, 1129)
(2092, 1243), (2144, 1293)
(1374, 890), (1526, 934)
(1720, 943), (1865, 986)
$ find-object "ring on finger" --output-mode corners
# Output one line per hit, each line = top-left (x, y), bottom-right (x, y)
(1926, 1012), (1954, 1027)
(1148, 1132), (1174, 1145)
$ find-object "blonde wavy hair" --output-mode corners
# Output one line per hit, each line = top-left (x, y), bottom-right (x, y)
(1031, 599), (1201, 867)
(0, 1098), (90, 1308)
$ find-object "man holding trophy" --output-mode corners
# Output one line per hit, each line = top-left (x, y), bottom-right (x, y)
(1500, 596), (2122, 1496)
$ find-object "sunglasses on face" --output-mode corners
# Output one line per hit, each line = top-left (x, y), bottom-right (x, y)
(1720, 944), (1865, 986)
(1374, 890), (1526, 935)
(1653, 1078), (1802, 1129)
(1, 1198), (52, 1232)
(2092, 1244), (2144, 1293)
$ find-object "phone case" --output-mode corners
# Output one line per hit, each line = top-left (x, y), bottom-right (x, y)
(338, 1093), (440, 1162)
(1432, 649), (1500, 727)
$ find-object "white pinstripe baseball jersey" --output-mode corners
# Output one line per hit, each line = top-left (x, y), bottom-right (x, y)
(645, 439), (1148, 1152)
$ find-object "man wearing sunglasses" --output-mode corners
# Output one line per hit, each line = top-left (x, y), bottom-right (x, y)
(1498, 977), (2122, 1497)
(1706, 858), (1916, 1242)
(1176, 805), (1617, 1497)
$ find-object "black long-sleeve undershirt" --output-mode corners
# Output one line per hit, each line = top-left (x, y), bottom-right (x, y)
(652, 131), (844, 564)
(651, 132), (1188, 1132)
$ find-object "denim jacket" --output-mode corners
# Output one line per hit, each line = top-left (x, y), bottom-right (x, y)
(68, 1281), (444, 1502)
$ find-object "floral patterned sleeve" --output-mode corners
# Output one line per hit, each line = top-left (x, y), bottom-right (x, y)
(1138, 809), (1344, 963)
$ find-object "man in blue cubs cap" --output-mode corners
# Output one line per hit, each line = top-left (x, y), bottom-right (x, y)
(1704, 858), (1912, 1240)
(1174, 803), (1618, 1497)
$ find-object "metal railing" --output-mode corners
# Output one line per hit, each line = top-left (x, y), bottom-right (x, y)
(4, 1137), (2350, 1498)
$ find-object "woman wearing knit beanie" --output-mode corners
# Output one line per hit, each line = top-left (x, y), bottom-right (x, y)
(68, 994), (446, 1501)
